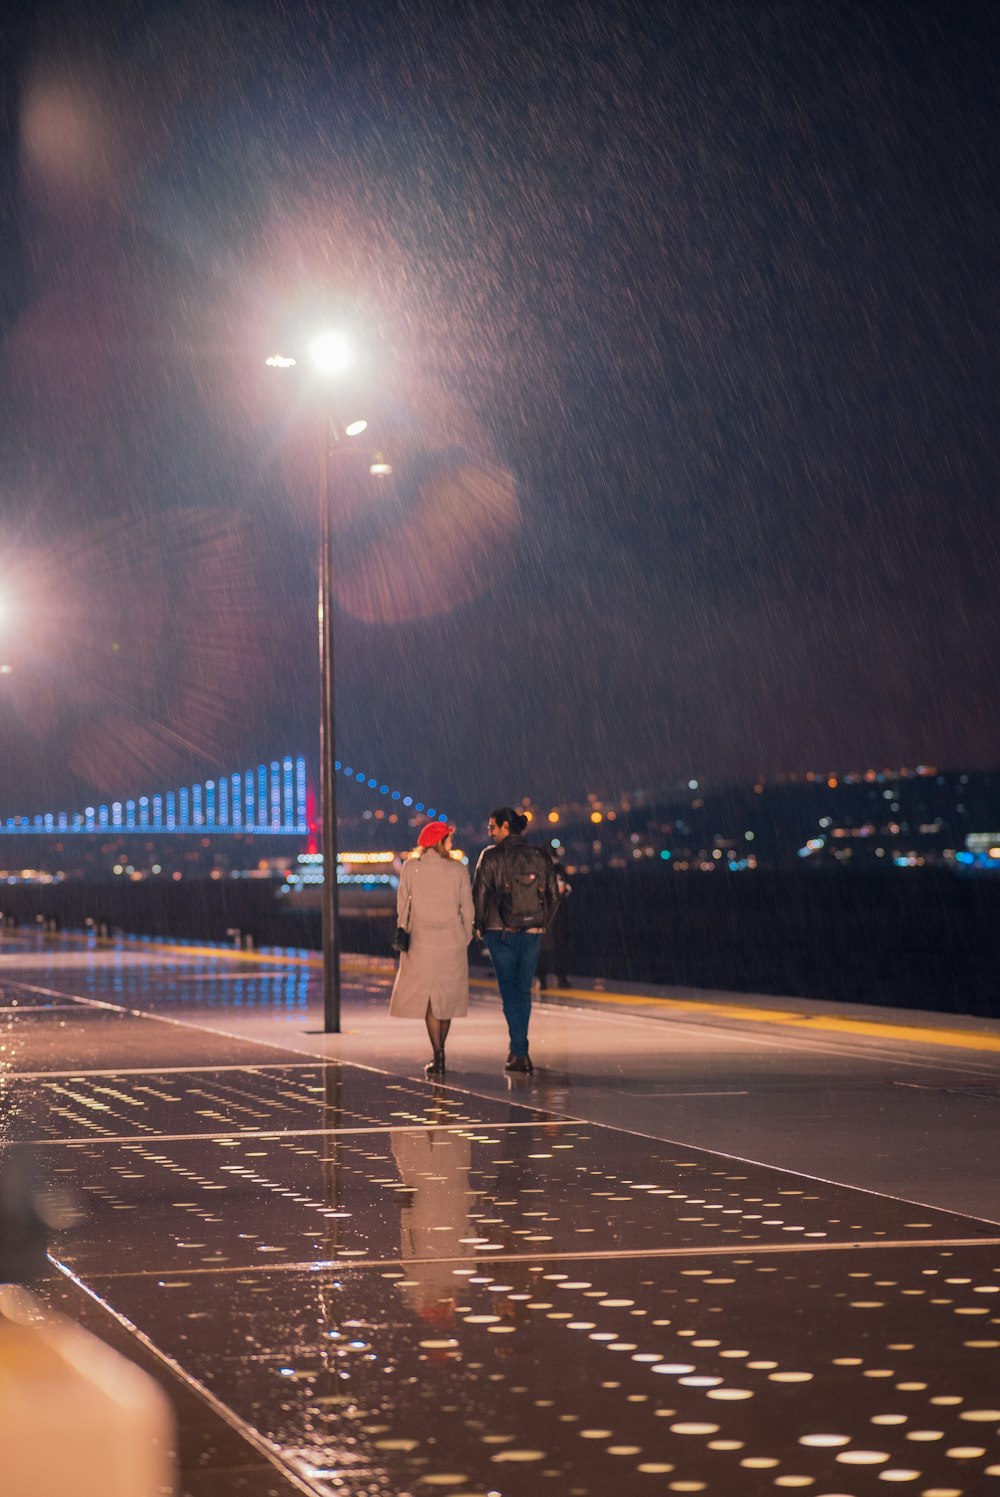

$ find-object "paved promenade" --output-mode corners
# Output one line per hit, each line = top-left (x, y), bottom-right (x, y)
(3, 931), (1000, 1497)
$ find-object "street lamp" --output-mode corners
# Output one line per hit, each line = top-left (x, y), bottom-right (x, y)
(308, 331), (353, 377)
(266, 331), (382, 1034)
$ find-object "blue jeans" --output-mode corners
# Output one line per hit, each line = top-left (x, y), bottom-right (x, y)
(484, 930), (542, 1056)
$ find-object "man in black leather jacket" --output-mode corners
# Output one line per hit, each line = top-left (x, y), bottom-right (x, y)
(473, 806), (559, 1073)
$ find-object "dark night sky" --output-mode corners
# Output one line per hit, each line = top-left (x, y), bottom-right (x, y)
(0, 0), (997, 819)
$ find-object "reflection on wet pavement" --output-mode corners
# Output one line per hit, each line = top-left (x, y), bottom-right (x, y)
(5, 943), (1000, 1494)
(1, 954), (329, 1022)
(41, 1114), (997, 1278)
(5, 1067), (547, 1142)
(0, 1007), (300, 1074)
(87, 1247), (1000, 1497)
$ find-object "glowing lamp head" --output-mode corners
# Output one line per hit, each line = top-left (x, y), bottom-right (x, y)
(309, 331), (353, 376)
(369, 453), (392, 477)
(344, 419), (368, 436)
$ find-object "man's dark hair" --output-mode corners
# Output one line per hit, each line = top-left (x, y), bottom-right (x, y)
(491, 806), (528, 835)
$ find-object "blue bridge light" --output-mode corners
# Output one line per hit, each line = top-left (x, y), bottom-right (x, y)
(0, 752), (445, 836)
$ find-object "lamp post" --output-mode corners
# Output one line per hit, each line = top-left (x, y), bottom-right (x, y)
(317, 401), (341, 1032)
(266, 332), (388, 1033)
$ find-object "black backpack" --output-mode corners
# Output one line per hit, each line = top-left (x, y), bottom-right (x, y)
(499, 843), (549, 930)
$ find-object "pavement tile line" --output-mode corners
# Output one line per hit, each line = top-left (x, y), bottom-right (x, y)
(0, 1004), (90, 1013)
(2, 976), (409, 1082)
(15, 961), (1000, 1096)
(17, 936), (1000, 1053)
(489, 1100), (1000, 1230)
(33, 1121), (574, 1147)
(25, 1094), (1000, 1231)
(11, 971), (1000, 1231)
(34, 1060), (1000, 1236)
(8, 1062), (357, 1080)
(52, 1262), (319, 1497)
(1, 980), (143, 1012)
(56, 1233), (1000, 1280)
(18, 957), (1000, 1089)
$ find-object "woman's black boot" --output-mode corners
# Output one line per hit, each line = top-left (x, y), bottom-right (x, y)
(425, 1049), (445, 1075)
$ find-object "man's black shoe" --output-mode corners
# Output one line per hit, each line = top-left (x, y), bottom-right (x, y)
(504, 1054), (533, 1074)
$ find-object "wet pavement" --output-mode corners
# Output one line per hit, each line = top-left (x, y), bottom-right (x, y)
(4, 934), (1000, 1496)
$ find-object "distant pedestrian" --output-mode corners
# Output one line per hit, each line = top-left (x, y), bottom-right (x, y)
(473, 806), (560, 1073)
(389, 821), (474, 1075)
(538, 863), (573, 989)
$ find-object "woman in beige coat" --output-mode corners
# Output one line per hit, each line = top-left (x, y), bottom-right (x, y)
(389, 820), (474, 1074)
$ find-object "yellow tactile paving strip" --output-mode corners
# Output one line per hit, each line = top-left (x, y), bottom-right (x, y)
(534, 986), (1000, 1056)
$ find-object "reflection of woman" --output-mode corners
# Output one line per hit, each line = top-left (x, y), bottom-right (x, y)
(391, 1126), (475, 1326)
(389, 821), (474, 1074)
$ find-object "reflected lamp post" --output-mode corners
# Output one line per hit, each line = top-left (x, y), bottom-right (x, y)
(266, 332), (391, 1033)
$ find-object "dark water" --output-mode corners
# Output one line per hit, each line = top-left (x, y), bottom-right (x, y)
(2, 869), (997, 1017)
(566, 868), (1000, 1017)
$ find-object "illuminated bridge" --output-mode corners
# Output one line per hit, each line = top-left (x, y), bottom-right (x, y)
(0, 755), (445, 836)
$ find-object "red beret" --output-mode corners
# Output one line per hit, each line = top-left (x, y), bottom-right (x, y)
(417, 820), (453, 848)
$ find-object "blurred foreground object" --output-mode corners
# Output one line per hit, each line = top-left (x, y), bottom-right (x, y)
(0, 1148), (176, 1497)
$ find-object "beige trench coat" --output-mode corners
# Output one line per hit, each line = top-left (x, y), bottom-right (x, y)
(388, 851), (474, 1019)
